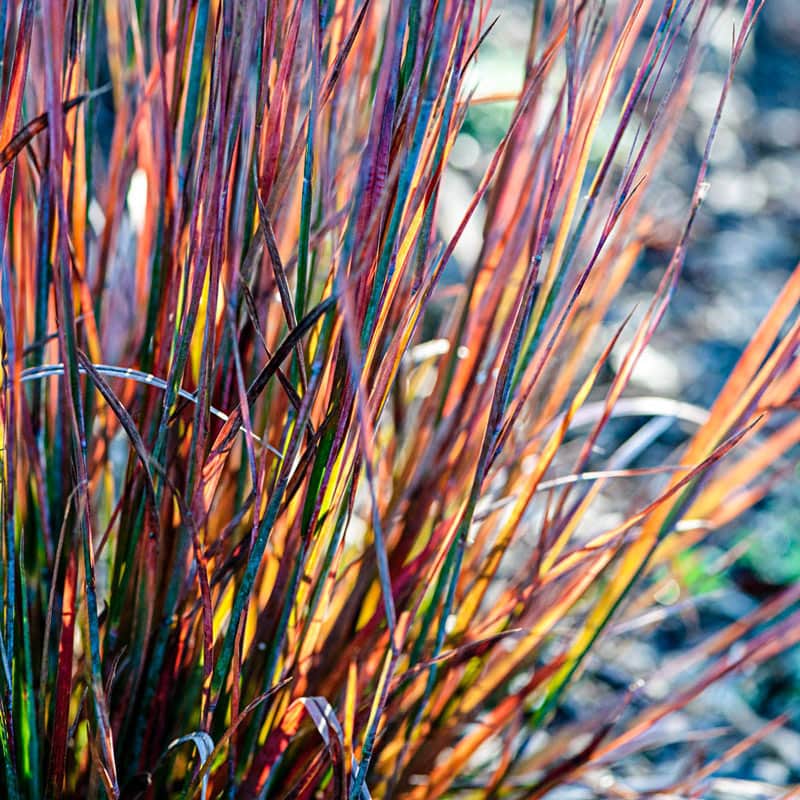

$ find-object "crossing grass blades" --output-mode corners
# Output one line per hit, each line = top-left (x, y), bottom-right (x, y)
(1, 0), (799, 797)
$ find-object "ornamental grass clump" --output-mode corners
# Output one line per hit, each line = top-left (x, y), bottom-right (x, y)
(1, 0), (799, 796)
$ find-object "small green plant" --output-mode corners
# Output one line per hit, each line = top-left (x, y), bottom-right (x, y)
(1, 0), (798, 797)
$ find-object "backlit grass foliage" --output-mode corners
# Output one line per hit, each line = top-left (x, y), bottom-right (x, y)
(2, 0), (799, 796)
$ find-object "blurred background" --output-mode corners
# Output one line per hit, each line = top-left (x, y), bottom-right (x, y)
(437, 1), (800, 794)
